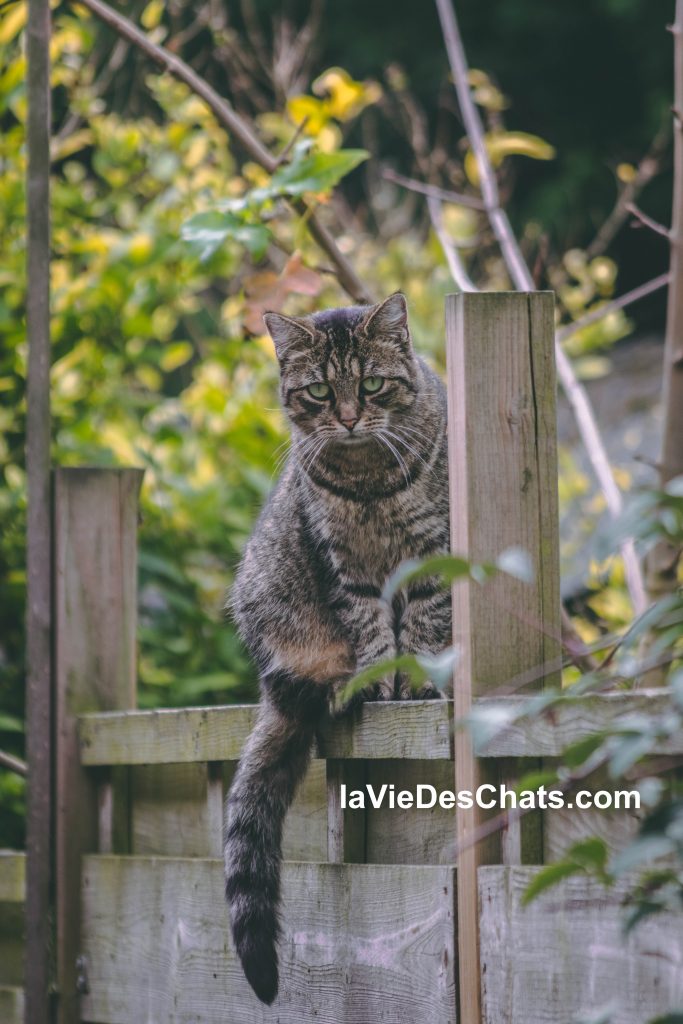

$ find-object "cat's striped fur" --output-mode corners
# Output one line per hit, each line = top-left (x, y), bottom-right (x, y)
(224, 293), (451, 1003)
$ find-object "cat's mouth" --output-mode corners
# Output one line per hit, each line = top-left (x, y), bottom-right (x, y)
(333, 432), (374, 445)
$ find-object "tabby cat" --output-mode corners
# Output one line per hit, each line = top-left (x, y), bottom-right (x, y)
(224, 292), (451, 1003)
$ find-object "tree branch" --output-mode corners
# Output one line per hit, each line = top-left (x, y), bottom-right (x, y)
(383, 167), (485, 210)
(426, 195), (477, 292)
(74, 0), (374, 304)
(626, 202), (670, 239)
(556, 272), (671, 343)
(0, 748), (28, 777)
(434, 0), (648, 615)
(643, 0), (683, 667)
(586, 129), (669, 259)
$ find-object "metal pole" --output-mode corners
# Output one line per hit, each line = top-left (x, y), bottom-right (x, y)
(25, 0), (52, 1018)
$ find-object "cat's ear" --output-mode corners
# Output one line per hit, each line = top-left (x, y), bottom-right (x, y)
(263, 312), (315, 362)
(362, 292), (410, 344)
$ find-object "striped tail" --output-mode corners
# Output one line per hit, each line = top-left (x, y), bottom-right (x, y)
(224, 679), (323, 1004)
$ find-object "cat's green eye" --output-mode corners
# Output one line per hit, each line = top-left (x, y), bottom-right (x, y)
(307, 382), (332, 400)
(362, 375), (384, 394)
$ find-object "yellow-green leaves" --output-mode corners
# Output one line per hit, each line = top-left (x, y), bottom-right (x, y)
(181, 211), (271, 262)
(464, 131), (556, 185)
(266, 144), (368, 198)
(180, 143), (368, 262)
(286, 67), (381, 151)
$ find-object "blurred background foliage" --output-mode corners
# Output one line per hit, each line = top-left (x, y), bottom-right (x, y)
(0, 0), (677, 845)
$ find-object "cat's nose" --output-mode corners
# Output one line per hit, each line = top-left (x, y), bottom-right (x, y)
(339, 410), (359, 432)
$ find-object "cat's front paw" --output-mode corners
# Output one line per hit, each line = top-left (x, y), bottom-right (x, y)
(395, 672), (443, 701)
(329, 676), (394, 716)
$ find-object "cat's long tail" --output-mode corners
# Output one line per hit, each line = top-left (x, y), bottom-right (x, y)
(224, 677), (324, 1004)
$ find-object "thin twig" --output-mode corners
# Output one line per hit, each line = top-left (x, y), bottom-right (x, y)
(626, 202), (671, 239)
(274, 116), (309, 167)
(74, 0), (374, 304)
(0, 749), (28, 777)
(434, 0), (648, 615)
(586, 129), (669, 259)
(383, 168), (485, 211)
(556, 272), (671, 343)
(427, 195), (477, 292)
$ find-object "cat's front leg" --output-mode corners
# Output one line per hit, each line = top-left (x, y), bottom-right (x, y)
(329, 581), (397, 714)
(396, 578), (452, 699)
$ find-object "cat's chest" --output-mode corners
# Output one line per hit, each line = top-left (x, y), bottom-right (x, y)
(315, 489), (440, 579)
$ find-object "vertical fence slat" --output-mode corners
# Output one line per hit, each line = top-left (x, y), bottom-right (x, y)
(54, 468), (142, 1024)
(24, 0), (52, 1019)
(445, 291), (559, 1024)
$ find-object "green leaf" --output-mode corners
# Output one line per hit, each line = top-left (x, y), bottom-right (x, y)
(611, 835), (675, 875)
(568, 836), (609, 873)
(464, 702), (519, 753)
(608, 731), (654, 778)
(522, 861), (584, 905)
(266, 147), (369, 198)
(561, 731), (608, 770)
(382, 554), (471, 603)
(0, 712), (23, 733)
(496, 545), (534, 583)
(180, 211), (271, 262)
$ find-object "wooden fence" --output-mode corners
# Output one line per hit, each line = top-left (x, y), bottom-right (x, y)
(5, 292), (683, 1023)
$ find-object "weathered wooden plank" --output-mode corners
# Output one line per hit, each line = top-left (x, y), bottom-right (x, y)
(131, 763), (214, 857)
(283, 759), (328, 862)
(479, 866), (683, 1023)
(474, 690), (679, 757)
(446, 292), (559, 1024)
(364, 761), (457, 865)
(79, 691), (678, 765)
(326, 760), (366, 863)
(55, 467), (142, 1024)
(0, 853), (25, 902)
(543, 763), (641, 860)
(79, 699), (452, 765)
(0, 985), (24, 1024)
(80, 856), (456, 1024)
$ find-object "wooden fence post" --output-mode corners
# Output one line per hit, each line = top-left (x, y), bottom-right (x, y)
(445, 292), (560, 1024)
(54, 467), (143, 1024)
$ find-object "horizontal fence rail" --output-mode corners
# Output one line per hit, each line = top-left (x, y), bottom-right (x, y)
(78, 690), (677, 766)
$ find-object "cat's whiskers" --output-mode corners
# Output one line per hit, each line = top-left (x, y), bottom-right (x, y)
(381, 426), (434, 475)
(374, 430), (411, 488)
(302, 434), (332, 478)
(394, 423), (435, 446)
(273, 432), (322, 479)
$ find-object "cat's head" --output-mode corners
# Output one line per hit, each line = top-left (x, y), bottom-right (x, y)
(263, 293), (419, 446)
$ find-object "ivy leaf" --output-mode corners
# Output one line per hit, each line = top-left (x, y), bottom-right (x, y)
(264, 146), (369, 198)
(180, 211), (271, 262)
(382, 554), (472, 603)
(522, 861), (585, 905)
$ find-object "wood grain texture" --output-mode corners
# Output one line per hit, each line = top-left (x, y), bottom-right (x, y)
(79, 699), (453, 765)
(80, 856), (456, 1024)
(327, 760), (367, 863)
(79, 691), (678, 765)
(131, 763), (214, 857)
(479, 866), (683, 1023)
(54, 467), (142, 1024)
(446, 292), (559, 1024)
(365, 761), (457, 865)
